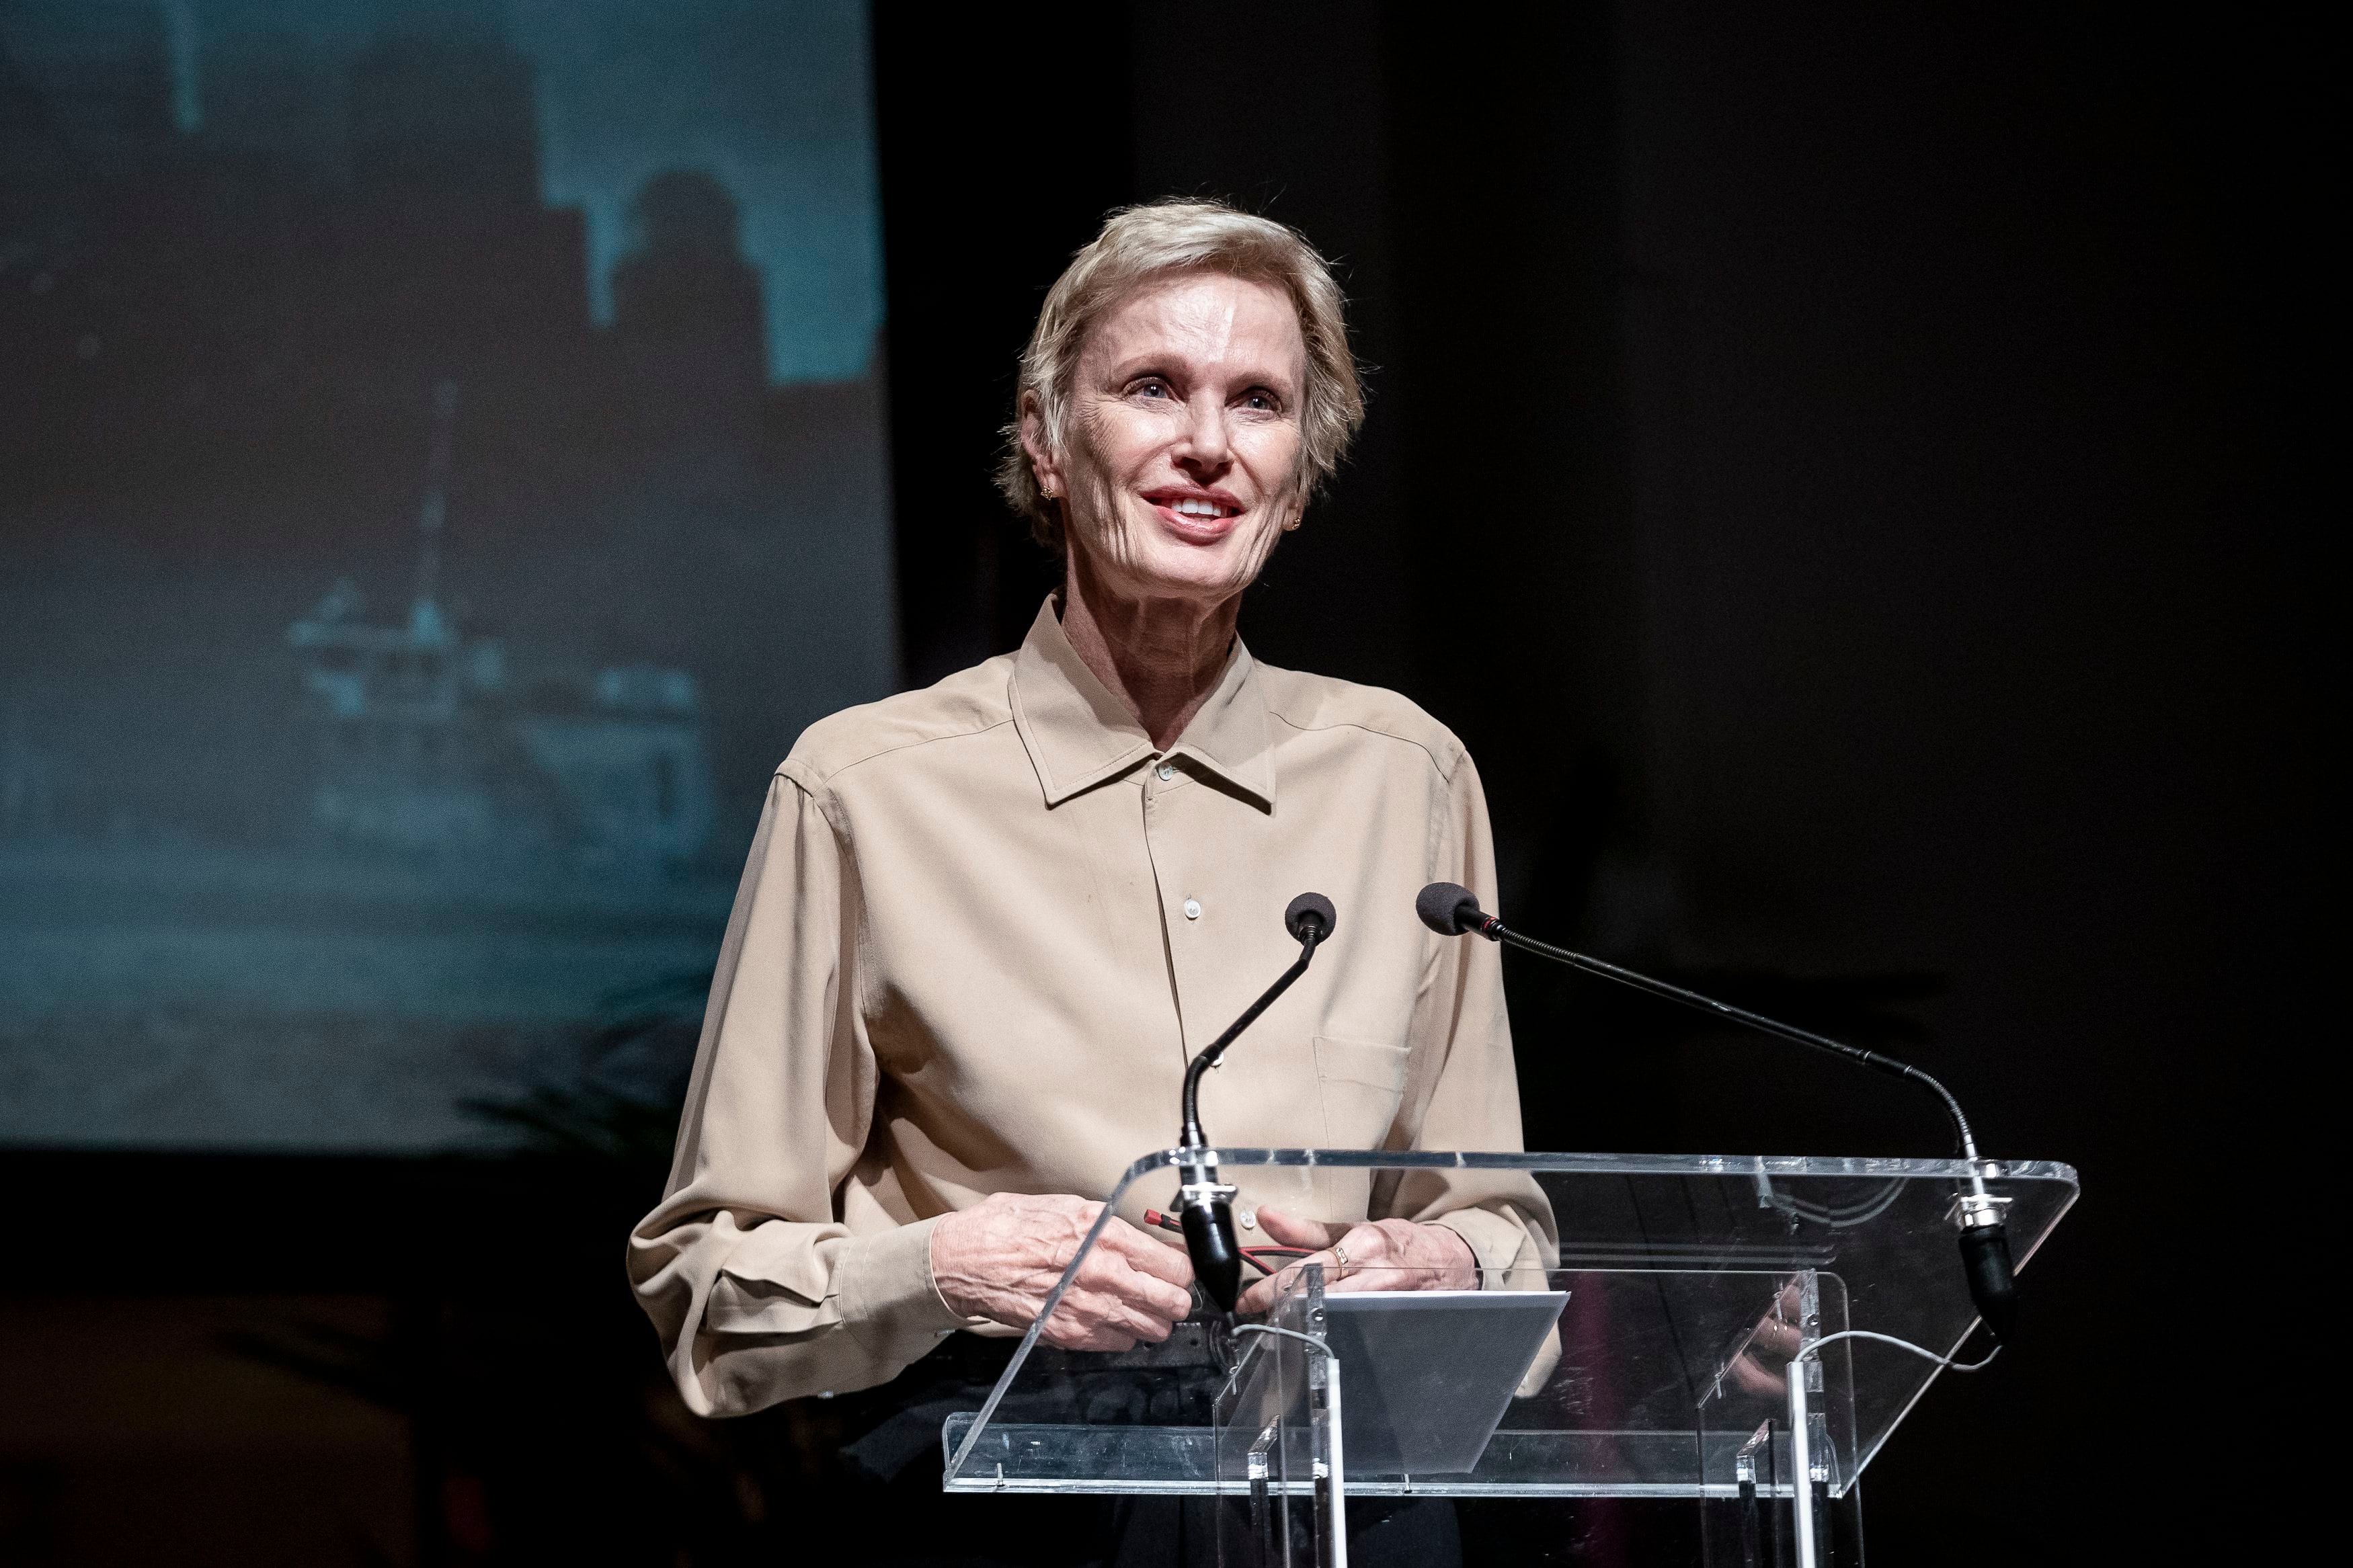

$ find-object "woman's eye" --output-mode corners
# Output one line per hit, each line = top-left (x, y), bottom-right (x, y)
(1240, 390), (1278, 412)
(1135, 380), (1170, 399)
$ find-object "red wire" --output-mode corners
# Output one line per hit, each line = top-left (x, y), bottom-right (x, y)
(1141, 1208), (1315, 1276)
(1242, 1247), (1316, 1272)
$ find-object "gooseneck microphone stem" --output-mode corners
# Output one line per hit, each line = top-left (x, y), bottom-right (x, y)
(1418, 880), (2017, 1341)
(1176, 892), (1338, 1314)
(1181, 927), (1324, 1151)
(1483, 919), (1986, 1175)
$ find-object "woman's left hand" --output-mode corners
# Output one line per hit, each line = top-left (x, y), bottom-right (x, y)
(1234, 1206), (1479, 1315)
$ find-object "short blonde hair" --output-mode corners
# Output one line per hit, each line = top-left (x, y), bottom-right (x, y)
(997, 199), (1367, 550)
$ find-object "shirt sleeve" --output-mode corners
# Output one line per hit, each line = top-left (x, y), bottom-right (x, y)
(626, 770), (968, 1417)
(1378, 751), (1561, 1290)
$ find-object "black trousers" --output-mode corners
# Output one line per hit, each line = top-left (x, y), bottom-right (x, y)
(821, 1335), (1462, 1568)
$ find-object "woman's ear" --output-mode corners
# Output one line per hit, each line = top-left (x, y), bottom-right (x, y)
(1017, 393), (1063, 499)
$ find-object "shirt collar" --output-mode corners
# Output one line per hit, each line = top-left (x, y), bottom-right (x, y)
(1009, 597), (1277, 811)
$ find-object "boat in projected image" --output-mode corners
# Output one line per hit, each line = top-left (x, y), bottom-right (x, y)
(0, 391), (735, 1151)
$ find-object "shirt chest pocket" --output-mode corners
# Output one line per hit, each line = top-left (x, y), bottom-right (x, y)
(1311, 1034), (1412, 1147)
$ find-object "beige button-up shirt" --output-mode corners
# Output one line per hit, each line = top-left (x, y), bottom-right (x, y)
(630, 601), (1549, 1417)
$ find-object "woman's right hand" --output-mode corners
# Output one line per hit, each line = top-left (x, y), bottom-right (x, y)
(930, 1193), (1196, 1351)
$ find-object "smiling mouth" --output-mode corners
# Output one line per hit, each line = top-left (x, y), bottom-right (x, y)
(1140, 491), (1245, 539)
(1162, 497), (1238, 519)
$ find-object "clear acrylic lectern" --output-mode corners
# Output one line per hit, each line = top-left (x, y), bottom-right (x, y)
(940, 1149), (2075, 1567)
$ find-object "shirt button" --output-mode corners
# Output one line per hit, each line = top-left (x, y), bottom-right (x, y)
(1156, 762), (1174, 781)
(1183, 898), (1201, 920)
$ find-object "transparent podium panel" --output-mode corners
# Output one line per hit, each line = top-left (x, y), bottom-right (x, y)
(940, 1150), (2075, 1564)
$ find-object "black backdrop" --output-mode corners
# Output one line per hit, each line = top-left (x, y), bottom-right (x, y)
(875, 4), (2318, 1561)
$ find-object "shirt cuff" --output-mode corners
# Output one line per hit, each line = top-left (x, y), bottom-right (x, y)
(836, 1215), (970, 1361)
(1429, 1206), (1536, 1288)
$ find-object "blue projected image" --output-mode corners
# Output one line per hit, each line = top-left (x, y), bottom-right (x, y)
(0, 1), (895, 1150)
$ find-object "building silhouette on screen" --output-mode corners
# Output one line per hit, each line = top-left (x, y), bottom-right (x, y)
(613, 170), (768, 447)
(0, 1), (772, 489)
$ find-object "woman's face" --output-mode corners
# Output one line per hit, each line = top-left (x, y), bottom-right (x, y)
(1035, 271), (1310, 606)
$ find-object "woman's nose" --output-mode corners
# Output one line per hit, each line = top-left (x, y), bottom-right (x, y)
(1174, 395), (1232, 467)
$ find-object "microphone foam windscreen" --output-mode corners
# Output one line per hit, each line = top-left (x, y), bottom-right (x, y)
(1416, 881), (1481, 935)
(1284, 892), (1337, 942)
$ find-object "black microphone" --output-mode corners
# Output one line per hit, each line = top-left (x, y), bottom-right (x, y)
(1417, 881), (2018, 1342)
(1176, 892), (1337, 1313)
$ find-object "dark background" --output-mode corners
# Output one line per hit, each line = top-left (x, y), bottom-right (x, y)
(4, 2), (2320, 1564)
(885, 3), (2317, 1561)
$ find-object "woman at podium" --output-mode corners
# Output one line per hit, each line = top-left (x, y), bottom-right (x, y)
(627, 200), (1553, 1559)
